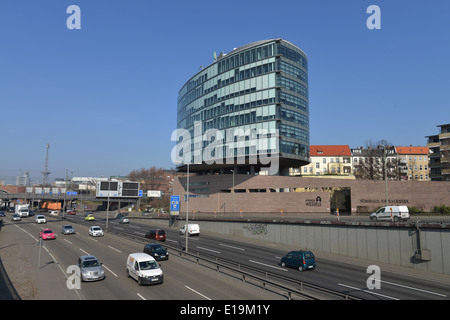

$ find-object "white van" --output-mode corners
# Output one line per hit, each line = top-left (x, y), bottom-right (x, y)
(179, 224), (200, 236)
(126, 253), (163, 285)
(370, 205), (410, 221)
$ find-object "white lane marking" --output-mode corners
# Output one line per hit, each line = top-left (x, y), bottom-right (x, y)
(249, 259), (288, 271)
(13, 224), (38, 242)
(102, 265), (118, 277)
(377, 279), (447, 298)
(219, 243), (245, 251)
(338, 283), (399, 300)
(108, 245), (122, 253)
(79, 248), (89, 255)
(185, 285), (211, 300)
(13, 224), (80, 298)
(134, 231), (146, 236)
(196, 246), (220, 254)
(64, 239), (72, 245)
(137, 293), (146, 300)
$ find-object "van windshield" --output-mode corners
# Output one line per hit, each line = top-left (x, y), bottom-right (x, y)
(139, 260), (159, 270)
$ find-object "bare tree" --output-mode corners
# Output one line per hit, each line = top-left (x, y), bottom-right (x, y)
(128, 167), (166, 191)
(354, 140), (398, 180)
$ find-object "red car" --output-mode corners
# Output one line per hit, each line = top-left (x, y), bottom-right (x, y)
(40, 228), (56, 240)
(67, 210), (76, 215)
(145, 229), (166, 241)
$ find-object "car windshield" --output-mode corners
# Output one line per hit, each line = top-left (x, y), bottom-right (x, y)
(139, 260), (159, 270)
(93, 227), (101, 231)
(81, 259), (100, 268)
(64, 225), (73, 229)
(43, 230), (53, 234)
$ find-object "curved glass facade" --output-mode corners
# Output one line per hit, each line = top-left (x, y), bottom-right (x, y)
(176, 39), (310, 175)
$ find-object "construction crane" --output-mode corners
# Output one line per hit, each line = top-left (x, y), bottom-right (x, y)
(41, 144), (51, 186)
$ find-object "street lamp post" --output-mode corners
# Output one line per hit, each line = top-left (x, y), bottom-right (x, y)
(106, 178), (110, 231)
(185, 163), (189, 253)
(230, 169), (235, 213)
(381, 145), (388, 206)
(175, 160), (200, 253)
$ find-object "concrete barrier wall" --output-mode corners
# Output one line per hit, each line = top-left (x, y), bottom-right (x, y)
(191, 220), (450, 275)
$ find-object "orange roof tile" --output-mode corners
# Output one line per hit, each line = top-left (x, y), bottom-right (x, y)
(310, 145), (351, 157)
(395, 146), (429, 155)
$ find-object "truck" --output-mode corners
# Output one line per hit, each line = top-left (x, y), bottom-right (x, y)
(15, 204), (30, 217)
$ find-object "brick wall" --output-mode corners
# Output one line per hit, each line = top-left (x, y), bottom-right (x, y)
(173, 175), (450, 214)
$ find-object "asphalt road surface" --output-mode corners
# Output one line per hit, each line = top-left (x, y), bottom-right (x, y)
(2, 211), (450, 301)
(0, 214), (284, 301)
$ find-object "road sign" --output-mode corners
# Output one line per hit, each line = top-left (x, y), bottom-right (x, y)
(170, 195), (180, 216)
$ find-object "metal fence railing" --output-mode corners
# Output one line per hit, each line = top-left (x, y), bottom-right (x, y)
(98, 221), (361, 300)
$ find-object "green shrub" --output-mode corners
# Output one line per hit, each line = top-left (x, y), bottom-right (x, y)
(432, 205), (450, 214)
(408, 206), (424, 214)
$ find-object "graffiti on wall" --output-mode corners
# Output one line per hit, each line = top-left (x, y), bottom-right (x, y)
(243, 223), (268, 235)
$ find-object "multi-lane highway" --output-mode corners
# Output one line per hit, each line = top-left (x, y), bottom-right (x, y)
(2, 211), (449, 301)
(0, 213), (284, 301)
(102, 214), (450, 300)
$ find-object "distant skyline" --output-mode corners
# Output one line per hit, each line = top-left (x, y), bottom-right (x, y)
(1, 1), (449, 183)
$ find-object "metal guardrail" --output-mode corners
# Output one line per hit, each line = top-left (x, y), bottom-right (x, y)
(86, 219), (361, 300)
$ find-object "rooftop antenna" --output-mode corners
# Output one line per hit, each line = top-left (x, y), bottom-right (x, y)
(41, 144), (51, 186)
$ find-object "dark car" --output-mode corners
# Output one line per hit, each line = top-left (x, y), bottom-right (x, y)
(280, 250), (316, 271)
(145, 229), (166, 242)
(143, 243), (169, 261)
(0, 211), (5, 217)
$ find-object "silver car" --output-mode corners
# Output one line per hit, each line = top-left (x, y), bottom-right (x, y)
(119, 216), (130, 224)
(61, 225), (75, 235)
(89, 226), (103, 237)
(78, 255), (105, 282)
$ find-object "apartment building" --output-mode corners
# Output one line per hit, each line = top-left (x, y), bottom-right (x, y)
(426, 123), (450, 181)
(292, 145), (429, 181)
(293, 145), (352, 177)
(395, 146), (430, 181)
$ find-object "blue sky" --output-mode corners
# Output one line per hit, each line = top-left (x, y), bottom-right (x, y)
(1, 0), (449, 183)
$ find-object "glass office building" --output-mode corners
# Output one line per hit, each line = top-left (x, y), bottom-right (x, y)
(176, 39), (310, 175)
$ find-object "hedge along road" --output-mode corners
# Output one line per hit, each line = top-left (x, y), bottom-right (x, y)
(0, 214), (284, 300)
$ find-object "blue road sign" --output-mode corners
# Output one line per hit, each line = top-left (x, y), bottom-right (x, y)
(170, 195), (180, 216)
